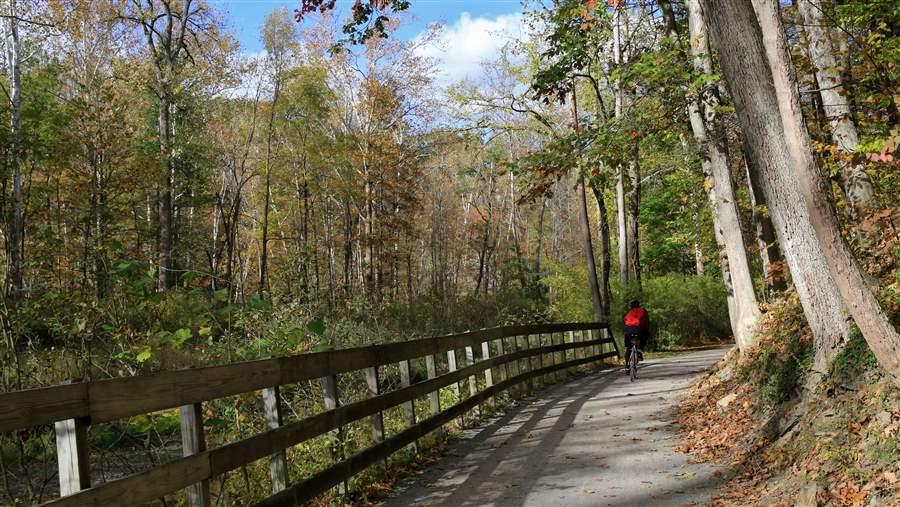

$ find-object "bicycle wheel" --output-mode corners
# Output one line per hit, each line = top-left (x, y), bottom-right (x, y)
(629, 348), (637, 382)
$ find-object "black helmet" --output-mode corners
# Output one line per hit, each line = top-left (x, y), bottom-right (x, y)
(630, 299), (640, 308)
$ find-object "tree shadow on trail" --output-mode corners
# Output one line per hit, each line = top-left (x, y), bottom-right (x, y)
(383, 351), (729, 507)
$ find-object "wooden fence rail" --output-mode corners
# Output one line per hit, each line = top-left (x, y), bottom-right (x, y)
(0, 322), (618, 506)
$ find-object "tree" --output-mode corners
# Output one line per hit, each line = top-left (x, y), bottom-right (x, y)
(795, 0), (875, 222)
(2, 0), (24, 296)
(258, 8), (299, 296)
(659, 0), (761, 350)
(702, 0), (900, 380)
(125, 0), (206, 290)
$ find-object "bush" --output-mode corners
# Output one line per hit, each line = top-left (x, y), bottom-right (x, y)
(739, 294), (813, 406)
(614, 275), (731, 350)
(826, 325), (878, 387)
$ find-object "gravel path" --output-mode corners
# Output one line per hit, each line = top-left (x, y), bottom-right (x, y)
(381, 348), (730, 507)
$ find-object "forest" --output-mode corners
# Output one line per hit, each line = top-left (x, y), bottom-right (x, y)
(0, 0), (897, 505)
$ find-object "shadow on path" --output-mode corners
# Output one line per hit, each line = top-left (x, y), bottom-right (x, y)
(382, 348), (730, 507)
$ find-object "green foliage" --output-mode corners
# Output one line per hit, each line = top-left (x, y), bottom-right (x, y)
(618, 275), (731, 350)
(740, 297), (814, 406)
(826, 326), (879, 387)
(753, 334), (813, 406)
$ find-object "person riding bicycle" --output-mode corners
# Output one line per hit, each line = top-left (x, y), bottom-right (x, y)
(623, 299), (649, 368)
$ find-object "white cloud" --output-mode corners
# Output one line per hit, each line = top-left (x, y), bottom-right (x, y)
(415, 12), (531, 89)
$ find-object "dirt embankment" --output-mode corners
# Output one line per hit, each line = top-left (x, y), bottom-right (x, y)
(675, 310), (900, 507)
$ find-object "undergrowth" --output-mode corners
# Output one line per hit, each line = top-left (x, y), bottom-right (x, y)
(676, 291), (899, 506)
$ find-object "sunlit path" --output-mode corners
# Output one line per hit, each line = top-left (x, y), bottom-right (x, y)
(383, 349), (729, 507)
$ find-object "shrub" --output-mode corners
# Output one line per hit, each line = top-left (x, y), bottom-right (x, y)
(826, 325), (878, 387)
(614, 275), (731, 350)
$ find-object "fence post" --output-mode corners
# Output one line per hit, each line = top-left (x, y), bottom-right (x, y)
(495, 338), (508, 383)
(321, 375), (347, 495)
(535, 334), (545, 388)
(481, 341), (494, 388)
(364, 366), (388, 472)
(552, 333), (561, 382)
(542, 333), (552, 385)
(398, 359), (418, 454)
(55, 415), (90, 496)
(261, 386), (289, 493)
(180, 402), (211, 507)
(425, 354), (441, 416)
(523, 335), (535, 394)
(579, 329), (586, 360)
(464, 345), (479, 418)
(446, 349), (464, 427)
(509, 336), (522, 398)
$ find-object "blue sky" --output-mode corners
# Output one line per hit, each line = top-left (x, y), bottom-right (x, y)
(211, 0), (524, 52)
(210, 0), (531, 87)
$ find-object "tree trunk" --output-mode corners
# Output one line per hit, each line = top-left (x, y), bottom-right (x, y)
(616, 167), (628, 288)
(796, 0), (874, 221)
(681, 0), (762, 350)
(625, 142), (641, 289)
(578, 177), (605, 322)
(3, 2), (24, 297)
(612, 4), (629, 290)
(744, 152), (786, 295)
(570, 90), (606, 322)
(753, 0), (900, 381)
(591, 183), (612, 316)
(701, 0), (858, 376)
(158, 96), (175, 289)
(259, 80), (281, 297)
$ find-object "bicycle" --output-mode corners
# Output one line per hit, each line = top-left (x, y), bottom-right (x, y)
(625, 333), (641, 382)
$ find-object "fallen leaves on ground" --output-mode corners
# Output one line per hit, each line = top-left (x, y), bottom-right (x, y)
(674, 314), (900, 507)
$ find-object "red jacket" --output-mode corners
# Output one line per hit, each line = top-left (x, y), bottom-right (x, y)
(624, 307), (649, 329)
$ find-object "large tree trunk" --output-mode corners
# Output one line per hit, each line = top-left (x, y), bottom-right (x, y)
(680, 0), (761, 350)
(796, 0), (874, 221)
(615, 167), (628, 288)
(753, 0), (900, 381)
(577, 176), (605, 322)
(701, 0), (867, 378)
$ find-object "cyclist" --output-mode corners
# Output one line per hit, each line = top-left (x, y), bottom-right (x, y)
(623, 299), (650, 370)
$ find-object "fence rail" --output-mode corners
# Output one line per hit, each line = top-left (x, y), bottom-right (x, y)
(0, 321), (618, 506)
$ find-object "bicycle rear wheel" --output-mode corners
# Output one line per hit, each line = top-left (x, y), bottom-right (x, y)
(629, 348), (637, 382)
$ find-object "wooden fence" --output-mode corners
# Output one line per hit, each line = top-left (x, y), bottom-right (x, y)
(0, 322), (618, 506)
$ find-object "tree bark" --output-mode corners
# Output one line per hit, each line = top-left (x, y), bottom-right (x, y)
(158, 96), (175, 289)
(701, 0), (862, 377)
(796, 0), (874, 221)
(681, 0), (762, 350)
(753, 0), (900, 381)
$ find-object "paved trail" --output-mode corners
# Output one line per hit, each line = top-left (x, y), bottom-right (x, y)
(382, 348), (729, 507)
